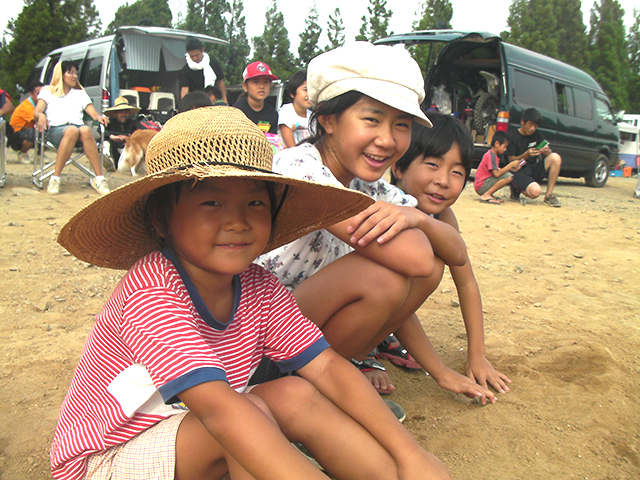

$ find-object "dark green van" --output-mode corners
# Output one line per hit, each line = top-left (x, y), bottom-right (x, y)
(375, 31), (620, 187)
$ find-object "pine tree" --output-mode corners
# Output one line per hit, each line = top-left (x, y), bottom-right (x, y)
(105, 0), (172, 33)
(225, 0), (250, 85)
(325, 8), (345, 51)
(251, 0), (296, 81)
(410, 0), (453, 76)
(626, 8), (640, 112)
(588, 0), (629, 109)
(0, 0), (101, 100)
(504, 0), (559, 58)
(554, 0), (589, 70)
(355, 0), (393, 42)
(297, 3), (322, 67)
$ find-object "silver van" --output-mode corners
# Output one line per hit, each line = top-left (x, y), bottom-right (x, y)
(25, 26), (227, 122)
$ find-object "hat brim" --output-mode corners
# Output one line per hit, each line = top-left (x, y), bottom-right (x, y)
(104, 106), (141, 116)
(58, 165), (373, 270)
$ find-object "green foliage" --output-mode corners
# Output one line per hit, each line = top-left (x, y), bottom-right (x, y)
(297, 3), (322, 67)
(251, 0), (296, 81)
(410, 0), (452, 76)
(504, 0), (559, 58)
(554, 0), (589, 70)
(177, 0), (229, 62)
(325, 8), (345, 51)
(626, 8), (640, 111)
(355, 0), (393, 42)
(105, 0), (172, 33)
(0, 0), (101, 100)
(588, 0), (629, 110)
(225, 0), (250, 85)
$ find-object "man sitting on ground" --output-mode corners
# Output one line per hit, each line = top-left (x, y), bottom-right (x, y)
(9, 81), (44, 164)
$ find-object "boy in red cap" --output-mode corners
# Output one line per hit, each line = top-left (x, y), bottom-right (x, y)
(233, 61), (279, 134)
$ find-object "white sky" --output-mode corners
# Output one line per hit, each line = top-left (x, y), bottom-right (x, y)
(3, 0), (638, 52)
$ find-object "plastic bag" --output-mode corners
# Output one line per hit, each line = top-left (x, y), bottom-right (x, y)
(432, 85), (452, 115)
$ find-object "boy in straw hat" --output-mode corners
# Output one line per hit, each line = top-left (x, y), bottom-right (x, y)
(51, 107), (452, 480)
(103, 96), (142, 171)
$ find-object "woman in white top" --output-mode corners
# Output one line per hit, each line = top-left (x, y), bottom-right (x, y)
(34, 61), (110, 196)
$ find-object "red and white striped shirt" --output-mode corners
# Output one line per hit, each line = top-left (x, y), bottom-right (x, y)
(50, 249), (327, 480)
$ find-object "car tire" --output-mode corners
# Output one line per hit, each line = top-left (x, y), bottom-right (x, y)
(584, 154), (609, 187)
(473, 93), (499, 134)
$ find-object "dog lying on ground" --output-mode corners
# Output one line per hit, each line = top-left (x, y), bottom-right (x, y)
(117, 129), (158, 176)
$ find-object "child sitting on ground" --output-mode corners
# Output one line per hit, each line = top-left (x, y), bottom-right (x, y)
(389, 113), (512, 397)
(278, 70), (313, 148)
(474, 131), (520, 204)
(233, 61), (279, 134)
(50, 107), (452, 480)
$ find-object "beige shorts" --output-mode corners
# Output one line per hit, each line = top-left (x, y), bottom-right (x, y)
(83, 412), (188, 480)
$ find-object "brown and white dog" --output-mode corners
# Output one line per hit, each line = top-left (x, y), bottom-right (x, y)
(117, 129), (158, 176)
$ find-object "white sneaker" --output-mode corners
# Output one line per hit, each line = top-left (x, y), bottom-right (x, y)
(47, 177), (60, 195)
(18, 152), (31, 165)
(90, 177), (111, 195)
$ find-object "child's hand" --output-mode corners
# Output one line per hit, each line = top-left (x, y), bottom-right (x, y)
(528, 147), (541, 157)
(509, 160), (521, 171)
(466, 356), (512, 394)
(433, 367), (497, 405)
(346, 202), (423, 247)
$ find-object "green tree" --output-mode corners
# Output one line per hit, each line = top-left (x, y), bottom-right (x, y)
(410, 0), (452, 76)
(105, 0), (172, 33)
(588, 0), (629, 109)
(251, 0), (296, 81)
(325, 8), (345, 51)
(626, 8), (640, 111)
(355, 0), (393, 43)
(554, 0), (589, 70)
(178, 0), (229, 62)
(0, 0), (101, 100)
(297, 3), (322, 67)
(503, 0), (559, 58)
(225, 0), (250, 85)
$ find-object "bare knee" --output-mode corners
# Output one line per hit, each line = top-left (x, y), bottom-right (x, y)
(526, 182), (542, 198)
(63, 126), (80, 140)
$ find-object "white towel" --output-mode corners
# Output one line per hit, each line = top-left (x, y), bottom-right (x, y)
(185, 51), (217, 88)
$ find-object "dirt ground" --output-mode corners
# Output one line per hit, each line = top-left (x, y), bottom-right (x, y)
(1, 150), (639, 480)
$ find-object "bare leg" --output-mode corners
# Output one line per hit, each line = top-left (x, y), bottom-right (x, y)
(544, 152), (562, 198)
(54, 126), (80, 176)
(251, 376), (399, 480)
(524, 181), (542, 199)
(175, 393), (276, 480)
(78, 125), (103, 175)
(479, 177), (512, 201)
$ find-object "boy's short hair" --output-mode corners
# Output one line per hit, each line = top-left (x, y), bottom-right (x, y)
(287, 71), (307, 99)
(186, 38), (203, 52)
(391, 112), (474, 184)
(27, 80), (44, 93)
(491, 130), (509, 146)
(205, 85), (222, 100)
(177, 91), (212, 113)
(521, 108), (542, 126)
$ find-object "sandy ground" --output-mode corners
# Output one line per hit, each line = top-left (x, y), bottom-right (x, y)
(1, 150), (639, 480)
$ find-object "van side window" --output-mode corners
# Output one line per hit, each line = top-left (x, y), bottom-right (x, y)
(594, 95), (614, 124)
(80, 56), (103, 88)
(555, 84), (574, 115)
(44, 54), (62, 85)
(512, 70), (554, 111)
(572, 88), (593, 120)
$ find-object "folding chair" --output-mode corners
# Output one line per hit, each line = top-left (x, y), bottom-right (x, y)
(148, 92), (175, 124)
(0, 118), (6, 188)
(32, 123), (104, 189)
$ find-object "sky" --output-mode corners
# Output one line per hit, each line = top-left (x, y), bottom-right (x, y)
(3, 0), (638, 52)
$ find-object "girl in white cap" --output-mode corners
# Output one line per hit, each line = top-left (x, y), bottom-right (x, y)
(257, 42), (496, 405)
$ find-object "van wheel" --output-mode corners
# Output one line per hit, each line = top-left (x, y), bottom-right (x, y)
(584, 154), (609, 187)
(473, 93), (499, 134)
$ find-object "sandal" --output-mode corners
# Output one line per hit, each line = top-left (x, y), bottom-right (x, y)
(479, 197), (502, 205)
(351, 358), (392, 395)
(377, 335), (422, 370)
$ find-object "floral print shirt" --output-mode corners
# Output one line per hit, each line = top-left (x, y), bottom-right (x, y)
(256, 143), (417, 290)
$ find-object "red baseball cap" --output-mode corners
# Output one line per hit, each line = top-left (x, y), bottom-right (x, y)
(242, 61), (278, 82)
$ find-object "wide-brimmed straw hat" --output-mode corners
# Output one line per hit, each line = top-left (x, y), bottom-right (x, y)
(104, 96), (141, 117)
(58, 107), (373, 270)
(307, 42), (432, 128)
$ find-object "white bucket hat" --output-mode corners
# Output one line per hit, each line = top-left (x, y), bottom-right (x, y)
(307, 42), (432, 127)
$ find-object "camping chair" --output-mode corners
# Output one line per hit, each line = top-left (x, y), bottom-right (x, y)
(148, 92), (175, 124)
(0, 118), (6, 188)
(31, 123), (105, 189)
